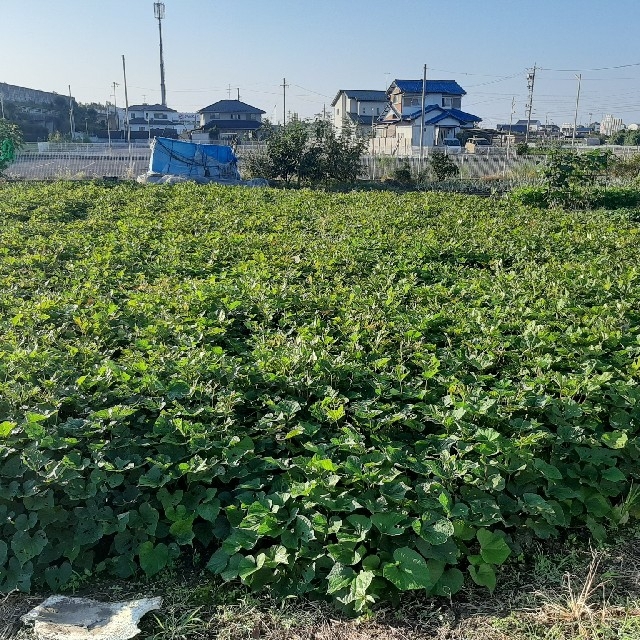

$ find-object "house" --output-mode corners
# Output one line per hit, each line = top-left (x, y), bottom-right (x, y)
(124, 103), (185, 139)
(376, 80), (481, 147)
(331, 90), (388, 136)
(192, 100), (266, 142)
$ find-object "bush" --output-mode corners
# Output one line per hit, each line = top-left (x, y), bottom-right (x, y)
(510, 184), (640, 209)
(244, 119), (366, 186)
(429, 151), (458, 181)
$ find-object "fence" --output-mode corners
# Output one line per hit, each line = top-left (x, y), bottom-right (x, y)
(6, 150), (152, 180)
(5, 144), (638, 182)
(362, 154), (543, 181)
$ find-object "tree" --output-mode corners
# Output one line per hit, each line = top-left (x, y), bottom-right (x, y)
(0, 120), (24, 175)
(429, 150), (458, 181)
(244, 118), (366, 186)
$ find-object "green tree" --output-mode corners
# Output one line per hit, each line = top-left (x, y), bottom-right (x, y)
(244, 118), (366, 186)
(0, 120), (24, 174)
(429, 150), (458, 181)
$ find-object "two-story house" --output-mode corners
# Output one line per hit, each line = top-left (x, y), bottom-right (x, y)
(125, 103), (185, 139)
(331, 90), (388, 136)
(376, 80), (481, 148)
(192, 100), (266, 142)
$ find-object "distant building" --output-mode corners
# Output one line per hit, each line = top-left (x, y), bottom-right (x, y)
(331, 90), (388, 136)
(123, 103), (185, 138)
(376, 79), (480, 147)
(600, 114), (624, 136)
(193, 100), (265, 141)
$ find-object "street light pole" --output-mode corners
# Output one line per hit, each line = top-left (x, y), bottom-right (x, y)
(572, 74), (582, 147)
(154, 2), (167, 107)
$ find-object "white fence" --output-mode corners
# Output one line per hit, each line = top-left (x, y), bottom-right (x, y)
(6, 150), (152, 180)
(5, 143), (638, 182)
(362, 154), (543, 181)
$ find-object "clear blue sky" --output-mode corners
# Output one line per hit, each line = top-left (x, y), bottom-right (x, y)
(5, 0), (640, 127)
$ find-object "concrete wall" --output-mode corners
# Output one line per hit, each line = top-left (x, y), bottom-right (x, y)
(0, 82), (68, 105)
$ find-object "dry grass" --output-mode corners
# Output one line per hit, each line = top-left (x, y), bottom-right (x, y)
(4, 529), (640, 640)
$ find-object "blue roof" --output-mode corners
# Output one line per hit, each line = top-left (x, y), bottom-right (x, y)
(404, 105), (481, 125)
(391, 80), (466, 96)
(198, 100), (266, 114)
(331, 89), (387, 106)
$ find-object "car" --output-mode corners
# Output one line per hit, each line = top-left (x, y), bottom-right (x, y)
(441, 138), (462, 154)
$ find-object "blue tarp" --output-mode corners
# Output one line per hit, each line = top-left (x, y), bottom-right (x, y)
(149, 137), (240, 180)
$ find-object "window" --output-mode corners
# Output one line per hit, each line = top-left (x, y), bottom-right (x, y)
(140, 126), (146, 131)
(442, 97), (453, 108)
(154, 113), (167, 119)
(376, 107), (380, 115)
(337, 108), (340, 115)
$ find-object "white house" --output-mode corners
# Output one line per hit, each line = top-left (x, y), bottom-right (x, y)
(331, 90), (388, 136)
(123, 103), (187, 138)
(376, 80), (481, 147)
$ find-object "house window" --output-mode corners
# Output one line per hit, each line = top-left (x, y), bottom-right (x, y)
(442, 97), (453, 108)
(140, 126), (146, 131)
(376, 107), (380, 114)
(154, 113), (167, 119)
(337, 108), (340, 115)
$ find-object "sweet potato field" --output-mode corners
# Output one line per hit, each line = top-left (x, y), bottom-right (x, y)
(1, 182), (639, 612)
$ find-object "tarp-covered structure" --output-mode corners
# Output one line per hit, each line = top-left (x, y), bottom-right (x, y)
(149, 137), (241, 180)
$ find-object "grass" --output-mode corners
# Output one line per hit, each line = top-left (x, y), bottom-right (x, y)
(4, 526), (640, 640)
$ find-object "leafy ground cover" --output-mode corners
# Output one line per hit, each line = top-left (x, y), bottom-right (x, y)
(1, 182), (640, 614)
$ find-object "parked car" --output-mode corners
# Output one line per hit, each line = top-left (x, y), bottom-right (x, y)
(441, 138), (462, 154)
(465, 137), (492, 154)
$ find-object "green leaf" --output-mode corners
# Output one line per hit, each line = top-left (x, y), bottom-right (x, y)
(414, 517), (454, 545)
(371, 512), (406, 536)
(533, 458), (563, 480)
(602, 431), (628, 449)
(327, 563), (356, 594)
(602, 467), (625, 482)
(44, 562), (73, 590)
(169, 518), (195, 545)
(197, 500), (221, 523)
(469, 563), (497, 593)
(432, 567), (465, 596)
(0, 540), (7, 566)
(477, 529), (511, 565)
(206, 548), (230, 574)
(0, 421), (16, 437)
(223, 528), (260, 554)
(138, 541), (169, 577)
(382, 547), (432, 591)
(11, 529), (48, 565)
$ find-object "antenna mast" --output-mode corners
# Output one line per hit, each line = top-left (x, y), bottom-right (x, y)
(154, 2), (167, 106)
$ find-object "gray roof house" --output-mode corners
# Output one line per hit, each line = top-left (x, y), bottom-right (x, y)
(331, 89), (388, 135)
(195, 100), (266, 140)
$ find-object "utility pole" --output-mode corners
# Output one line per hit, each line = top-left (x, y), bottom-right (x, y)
(572, 73), (582, 147)
(154, 2), (167, 106)
(106, 101), (112, 148)
(525, 63), (536, 144)
(228, 84), (232, 99)
(0, 93), (4, 119)
(504, 96), (516, 176)
(68, 85), (75, 140)
(237, 87), (240, 101)
(419, 64), (427, 172)
(112, 81), (120, 132)
(281, 78), (288, 128)
(122, 55), (131, 143)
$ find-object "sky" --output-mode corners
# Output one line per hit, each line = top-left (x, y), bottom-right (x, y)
(4, 0), (640, 127)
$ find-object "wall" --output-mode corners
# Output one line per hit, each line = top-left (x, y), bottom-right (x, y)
(0, 82), (68, 105)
